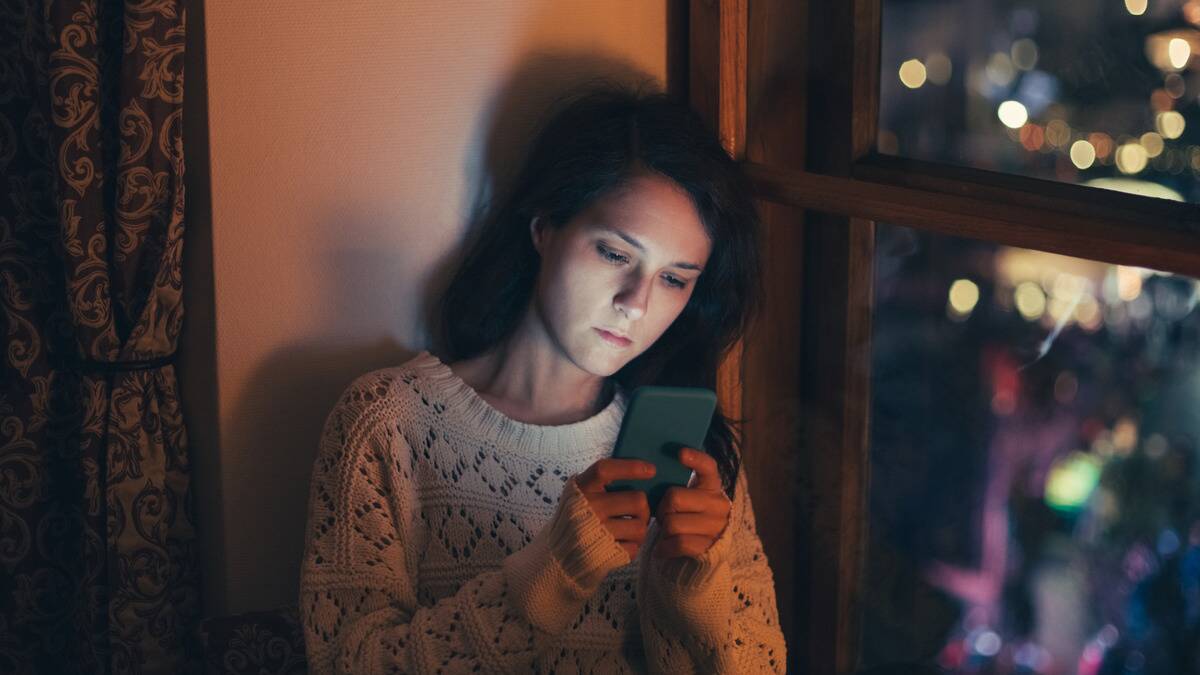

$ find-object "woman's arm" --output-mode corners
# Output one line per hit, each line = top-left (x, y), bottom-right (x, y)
(636, 465), (788, 673)
(299, 374), (629, 674)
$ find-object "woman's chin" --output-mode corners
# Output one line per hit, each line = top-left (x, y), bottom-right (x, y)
(577, 347), (633, 376)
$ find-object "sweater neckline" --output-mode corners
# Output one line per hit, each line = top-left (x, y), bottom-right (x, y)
(407, 350), (628, 462)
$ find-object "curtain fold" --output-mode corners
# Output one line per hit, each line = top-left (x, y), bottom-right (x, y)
(0, 1), (201, 673)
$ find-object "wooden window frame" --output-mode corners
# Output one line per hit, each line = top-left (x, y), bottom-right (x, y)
(677, 1), (1200, 673)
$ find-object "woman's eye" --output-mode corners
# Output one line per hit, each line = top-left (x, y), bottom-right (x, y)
(597, 244), (629, 264)
(598, 244), (687, 289)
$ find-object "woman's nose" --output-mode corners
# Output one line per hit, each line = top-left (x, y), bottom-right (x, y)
(614, 275), (651, 320)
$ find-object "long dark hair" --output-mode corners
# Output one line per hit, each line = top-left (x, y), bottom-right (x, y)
(435, 83), (763, 499)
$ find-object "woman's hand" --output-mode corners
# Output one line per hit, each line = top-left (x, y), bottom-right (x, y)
(653, 447), (731, 559)
(575, 458), (656, 561)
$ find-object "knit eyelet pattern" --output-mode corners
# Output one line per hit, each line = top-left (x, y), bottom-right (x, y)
(299, 351), (787, 673)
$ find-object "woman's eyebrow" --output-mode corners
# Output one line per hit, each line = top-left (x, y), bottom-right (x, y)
(598, 227), (704, 271)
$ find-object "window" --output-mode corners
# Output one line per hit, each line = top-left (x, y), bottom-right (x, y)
(685, 1), (1200, 673)
(865, 223), (1200, 673)
(881, 0), (1200, 202)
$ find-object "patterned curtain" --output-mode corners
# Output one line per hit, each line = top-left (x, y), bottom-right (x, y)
(0, 1), (201, 674)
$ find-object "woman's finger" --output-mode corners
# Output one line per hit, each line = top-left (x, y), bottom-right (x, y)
(656, 485), (731, 516)
(605, 517), (649, 543)
(676, 447), (721, 492)
(576, 459), (655, 493)
(590, 490), (650, 520)
(654, 534), (715, 559)
(657, 512), (724, 539)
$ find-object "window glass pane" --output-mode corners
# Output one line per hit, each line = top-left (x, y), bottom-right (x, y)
(881, 1), (1200, 202)
(864, 222), (1200, 674)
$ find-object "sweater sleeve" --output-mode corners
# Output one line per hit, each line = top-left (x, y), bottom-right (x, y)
(636, 463), (788, 673)
(299, 377), (630, 674)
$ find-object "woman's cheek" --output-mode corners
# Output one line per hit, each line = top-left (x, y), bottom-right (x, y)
(644, 295), (676, 339)
(662, 294), (692, 331)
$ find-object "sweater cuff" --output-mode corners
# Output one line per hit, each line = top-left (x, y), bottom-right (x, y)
(640, 512), (736, 638)
(503, 477), (630, 636)
(650, 507), (734, 589)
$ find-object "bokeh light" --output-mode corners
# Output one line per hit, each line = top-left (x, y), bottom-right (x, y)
(1169, 38), (1192, 69)
(1020, 123), (1044, 151)
(1140, 132), (1164, 158)
(900, 59), (927, 88)
(925, 52), (952, 85)
(998, 100), (1028, 129)
(1070, 140), (1096, 169)
(1075, 295), (1102, 331)
(1045, 452), (1102, 513)
(1164, 73), (1186, 98)
(1156, 111), (1186, 139)
(1014, 281), (1046, 319)
(1187, 0), (1200, 25)
(1115, 143), (1148, 174)
(1045, 119), (1071, 148)
(986, 52), (1016, 86)
(1117, 266), (1144, 301)
(948, 278), (981, 318)
(1088, 132), (1114, 159)
(1011, 38), (1038, 70)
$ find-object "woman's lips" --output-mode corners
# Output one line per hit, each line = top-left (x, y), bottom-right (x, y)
(595, 328), (632, 347)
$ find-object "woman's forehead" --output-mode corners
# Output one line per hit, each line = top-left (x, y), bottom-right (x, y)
(580, 176), (710, 254)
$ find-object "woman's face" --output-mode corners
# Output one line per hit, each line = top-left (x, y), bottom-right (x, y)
(531, 172), (712, 376)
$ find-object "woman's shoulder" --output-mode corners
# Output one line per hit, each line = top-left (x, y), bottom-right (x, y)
(317, 351), (458, 463)
(327, 350), (446, 425)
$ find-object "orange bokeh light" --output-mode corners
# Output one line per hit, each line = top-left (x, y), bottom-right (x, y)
(1186, 0), (1200, 25)
(1151, 89), (1175, 111)
(1020, 123), (1045, 151)
(1088, 132), (1114, 158)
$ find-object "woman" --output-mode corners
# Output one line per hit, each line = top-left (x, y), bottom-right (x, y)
(299, 84), (787, 673)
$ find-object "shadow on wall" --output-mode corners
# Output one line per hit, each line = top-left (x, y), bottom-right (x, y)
(223, 336), (413, 611)
(421, 52), (659, 357)
(217, 52), (663, 614)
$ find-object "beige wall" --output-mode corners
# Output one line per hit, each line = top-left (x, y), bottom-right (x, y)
(182, 1), (669, 617)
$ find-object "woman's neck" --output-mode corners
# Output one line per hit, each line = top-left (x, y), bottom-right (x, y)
(448, 340), (614, 426)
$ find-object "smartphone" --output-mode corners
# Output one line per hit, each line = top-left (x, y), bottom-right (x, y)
(605, 385), (718, 514)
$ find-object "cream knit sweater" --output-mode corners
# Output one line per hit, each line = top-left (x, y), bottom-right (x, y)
(299, 350), (787, 674)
